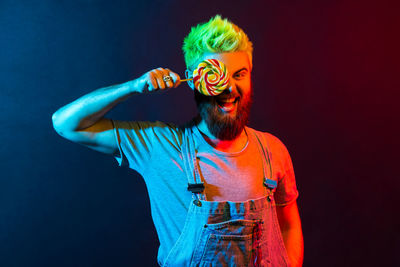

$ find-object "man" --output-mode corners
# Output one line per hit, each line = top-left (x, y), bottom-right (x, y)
(52, 15), (304, 266)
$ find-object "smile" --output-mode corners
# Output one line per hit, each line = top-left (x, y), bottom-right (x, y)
(216, 97), (239, 113)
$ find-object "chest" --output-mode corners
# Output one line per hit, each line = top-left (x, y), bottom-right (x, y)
(196, 151), (267, 201)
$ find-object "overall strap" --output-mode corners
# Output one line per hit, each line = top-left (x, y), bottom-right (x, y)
(253, 131), (277, 197)
(182, 127), (205, 201)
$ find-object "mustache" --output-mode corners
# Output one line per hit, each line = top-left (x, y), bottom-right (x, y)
(213, 93), (241, 101)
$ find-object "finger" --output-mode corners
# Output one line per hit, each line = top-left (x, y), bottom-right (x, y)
(166, 69), (181, 88)
(162, 69), (174, 89)
(147, 72), (158, 90)
(159, 68), (174, 89)
(153, 68), (166, 89)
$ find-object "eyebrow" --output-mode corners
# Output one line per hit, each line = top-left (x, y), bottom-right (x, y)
(233, 67), (248, 74)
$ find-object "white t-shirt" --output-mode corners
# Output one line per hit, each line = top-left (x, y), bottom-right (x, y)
(112, 119), (299, 263)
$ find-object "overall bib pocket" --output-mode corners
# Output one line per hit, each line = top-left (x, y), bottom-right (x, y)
(191, 219), (268, 266)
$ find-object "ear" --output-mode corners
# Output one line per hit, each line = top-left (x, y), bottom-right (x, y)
(185, 69), (195, 90)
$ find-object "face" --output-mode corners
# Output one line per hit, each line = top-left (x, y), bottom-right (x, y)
(193, 51), (253, 140)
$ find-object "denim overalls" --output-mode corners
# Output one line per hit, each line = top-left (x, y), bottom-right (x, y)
(162, 127), (290, 267)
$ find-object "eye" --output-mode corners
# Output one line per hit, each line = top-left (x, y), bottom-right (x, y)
(234, 71), (247, 79)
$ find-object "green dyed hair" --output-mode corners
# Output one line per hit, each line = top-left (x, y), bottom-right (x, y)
(183, 15), (253, 71)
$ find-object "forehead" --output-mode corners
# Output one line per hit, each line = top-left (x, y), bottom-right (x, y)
(201, 51), (251, 72)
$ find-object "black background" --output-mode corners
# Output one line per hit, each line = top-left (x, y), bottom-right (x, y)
(1, 0), (399, 266)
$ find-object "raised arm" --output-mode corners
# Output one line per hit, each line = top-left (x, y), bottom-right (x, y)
(51, 68), (181, 155)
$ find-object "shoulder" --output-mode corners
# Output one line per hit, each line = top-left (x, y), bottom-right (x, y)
(248, 127), (296, 184)
(113, 120), (180, 133)
(112, 120), (184, 146)
(247, 127), (290, 156)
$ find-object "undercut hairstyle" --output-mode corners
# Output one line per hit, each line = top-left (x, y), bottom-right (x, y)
(182, 15), (253, 72)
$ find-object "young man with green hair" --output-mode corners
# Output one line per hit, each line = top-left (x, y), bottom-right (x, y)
(52, 15), (304, 266)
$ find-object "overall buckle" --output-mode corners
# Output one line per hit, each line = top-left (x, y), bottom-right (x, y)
(187, 183), (205, 193)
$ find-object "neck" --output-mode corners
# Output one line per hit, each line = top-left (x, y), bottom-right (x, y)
(196, 119), (248, 153)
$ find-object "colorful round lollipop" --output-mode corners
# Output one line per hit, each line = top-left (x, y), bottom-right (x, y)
(181, 59), (230, 96)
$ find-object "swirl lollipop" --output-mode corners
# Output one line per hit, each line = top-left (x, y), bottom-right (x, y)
(181, 59), (230, 96)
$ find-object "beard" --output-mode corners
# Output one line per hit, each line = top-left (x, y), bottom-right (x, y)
(194, 84), (253, 140)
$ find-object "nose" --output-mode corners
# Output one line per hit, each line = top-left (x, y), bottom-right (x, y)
(224, 78), (237, 95)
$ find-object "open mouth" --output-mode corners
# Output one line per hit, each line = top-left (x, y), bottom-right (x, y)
(216, 97), (239, 113)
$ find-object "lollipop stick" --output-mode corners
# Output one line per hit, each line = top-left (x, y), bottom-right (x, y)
(180, 78), (193, 82)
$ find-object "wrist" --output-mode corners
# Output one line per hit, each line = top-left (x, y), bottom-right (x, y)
(123, 79), (138, 94)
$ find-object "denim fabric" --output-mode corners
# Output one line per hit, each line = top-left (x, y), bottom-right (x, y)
(162, 128), (290, 267)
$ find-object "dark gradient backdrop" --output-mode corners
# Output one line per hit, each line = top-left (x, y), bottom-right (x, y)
(1, 0), (398, 266)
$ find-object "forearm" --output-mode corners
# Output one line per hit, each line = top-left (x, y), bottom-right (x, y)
(52, 67), (181, 133)
(276, 202), (304, 267)
(52, 80), (138, 131)
(281, 223), (304, 267)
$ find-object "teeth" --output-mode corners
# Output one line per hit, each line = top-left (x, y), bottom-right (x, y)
(220, 98), (235, 104)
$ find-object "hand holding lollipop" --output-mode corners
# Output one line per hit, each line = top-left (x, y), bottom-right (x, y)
(141, 59), (230, 95)
(180, 59), (230, 96)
